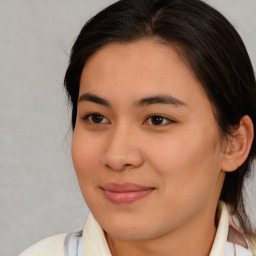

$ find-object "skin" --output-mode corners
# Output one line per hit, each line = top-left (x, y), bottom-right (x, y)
(72, 39), (233, 256)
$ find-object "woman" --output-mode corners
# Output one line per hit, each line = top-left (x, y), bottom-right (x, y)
(19, 0), (256, 255)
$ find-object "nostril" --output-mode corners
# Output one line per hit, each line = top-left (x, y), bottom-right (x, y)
(105, 163), (133, 171)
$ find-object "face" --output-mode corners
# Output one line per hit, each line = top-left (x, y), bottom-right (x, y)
(72, 39), (226, 241)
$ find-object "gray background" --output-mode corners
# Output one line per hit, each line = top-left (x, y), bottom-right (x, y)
(0, 1), (255, 255)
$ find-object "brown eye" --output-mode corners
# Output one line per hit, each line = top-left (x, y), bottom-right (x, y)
(144, 115), (173, 126)
(151, 116), (165, 125)
(83, 113), (110, 124)
(90, 114), (104, 123)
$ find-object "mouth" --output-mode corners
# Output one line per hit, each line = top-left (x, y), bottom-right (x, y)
(100, 182), (155, 204)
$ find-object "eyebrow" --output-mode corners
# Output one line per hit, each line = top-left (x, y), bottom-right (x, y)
(136, 95), (186, 107)
(78, 93), (186, 108)
(78, 93), (111, 107)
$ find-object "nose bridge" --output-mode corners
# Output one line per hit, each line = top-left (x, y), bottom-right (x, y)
(103, 122), (143, 171)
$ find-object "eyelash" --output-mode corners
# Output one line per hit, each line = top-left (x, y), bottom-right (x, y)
(81, 113), (110, 124)
(81, 113), (174, 126)
(144, 115), (174, 126)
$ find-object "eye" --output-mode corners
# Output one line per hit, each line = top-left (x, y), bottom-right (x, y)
(144, 115), (173, 126)
(82, 113), (110, 124)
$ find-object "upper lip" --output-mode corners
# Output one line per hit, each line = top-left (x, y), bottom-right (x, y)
(100, 182), (155, 192)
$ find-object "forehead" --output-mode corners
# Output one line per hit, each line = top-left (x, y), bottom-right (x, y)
(80, 39), (208, 107)
(83, 39), (196, 81)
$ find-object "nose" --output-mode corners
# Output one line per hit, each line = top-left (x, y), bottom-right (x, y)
(102, 125), (144, 171)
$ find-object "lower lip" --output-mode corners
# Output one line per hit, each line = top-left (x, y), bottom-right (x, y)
(102, 189), (154, 204)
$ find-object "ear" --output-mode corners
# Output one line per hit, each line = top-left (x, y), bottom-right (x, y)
(221, 115), (254, 172)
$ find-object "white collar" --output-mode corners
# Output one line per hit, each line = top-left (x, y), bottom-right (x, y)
(210, 201), (230, 256)
(83, 213), (112, 256)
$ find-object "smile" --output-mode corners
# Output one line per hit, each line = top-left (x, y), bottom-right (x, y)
(100, 183), (155, 204)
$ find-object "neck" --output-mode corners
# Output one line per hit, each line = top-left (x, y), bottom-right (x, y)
(106, 203), (218, 256)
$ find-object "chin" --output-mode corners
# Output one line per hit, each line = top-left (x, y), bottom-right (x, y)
(106, 227), (152, 241)
(102, 218), (161, 241)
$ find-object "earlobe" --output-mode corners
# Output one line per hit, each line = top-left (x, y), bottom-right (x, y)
(221, 115), (254, 172)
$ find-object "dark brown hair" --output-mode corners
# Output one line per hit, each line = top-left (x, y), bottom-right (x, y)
(64, 0), (256, 233)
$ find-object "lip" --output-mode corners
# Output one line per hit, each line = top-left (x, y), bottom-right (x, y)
(100, 183), (155, 204)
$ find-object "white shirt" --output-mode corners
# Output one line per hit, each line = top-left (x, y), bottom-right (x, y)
(19, 202), (255, 256)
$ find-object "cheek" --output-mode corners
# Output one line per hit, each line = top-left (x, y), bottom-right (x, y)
(142, 129), (223, 225)
(145, 125), (223, 194)
(71, 128), (103, 182)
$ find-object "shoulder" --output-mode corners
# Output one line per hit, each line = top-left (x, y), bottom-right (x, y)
(19, 233), (67, 256)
